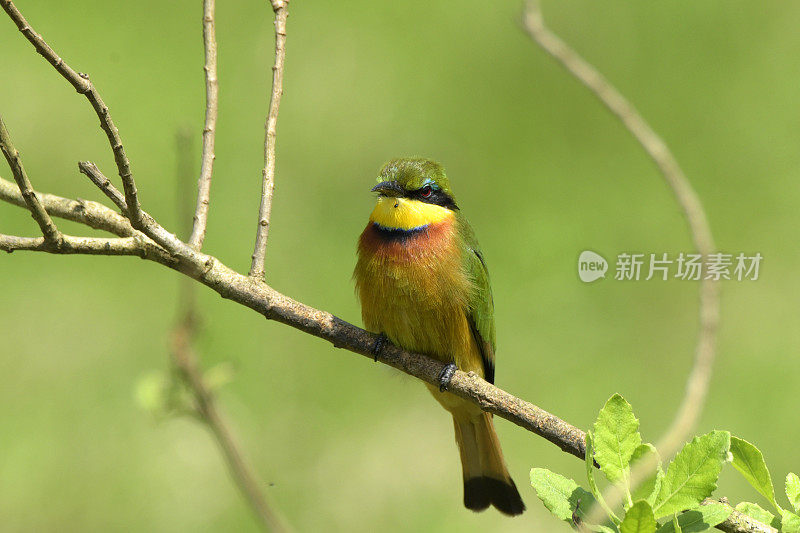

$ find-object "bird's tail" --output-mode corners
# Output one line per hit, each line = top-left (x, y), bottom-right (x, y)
(452, 412), (525, 516)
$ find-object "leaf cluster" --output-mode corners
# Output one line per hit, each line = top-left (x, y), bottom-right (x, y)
(530, 394), (799, 532)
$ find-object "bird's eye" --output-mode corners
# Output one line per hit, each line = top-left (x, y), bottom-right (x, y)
(420, 185), (433, 198)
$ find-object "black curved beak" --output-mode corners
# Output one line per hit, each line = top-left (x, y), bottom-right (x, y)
(371, 180), (404, 197)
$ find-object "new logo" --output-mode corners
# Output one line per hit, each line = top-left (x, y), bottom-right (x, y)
(578, 250), (608, 283)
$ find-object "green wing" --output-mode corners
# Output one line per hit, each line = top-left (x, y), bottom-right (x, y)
(458, 213), (496, 383)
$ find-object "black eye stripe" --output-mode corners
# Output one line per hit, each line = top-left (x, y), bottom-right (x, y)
(406, 186), (458, 210)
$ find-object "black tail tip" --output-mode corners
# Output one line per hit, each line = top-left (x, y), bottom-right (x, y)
(464, 477), (526, 516)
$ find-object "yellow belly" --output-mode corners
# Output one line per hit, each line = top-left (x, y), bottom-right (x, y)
(362, 284), (480, 374)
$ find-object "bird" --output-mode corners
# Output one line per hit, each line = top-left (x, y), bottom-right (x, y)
(353, 157), (525, 516)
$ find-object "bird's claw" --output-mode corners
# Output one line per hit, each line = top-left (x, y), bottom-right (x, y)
(371, 333), (388, 362)
(438, 363), (457, 391)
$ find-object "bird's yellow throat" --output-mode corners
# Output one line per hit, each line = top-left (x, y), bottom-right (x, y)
(369, 196), (453, 230)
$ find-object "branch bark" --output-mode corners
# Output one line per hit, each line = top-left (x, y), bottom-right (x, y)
(249, 0), (288, 279)
(188, 0), (219, 250)
(79, 161), (128, 212)
(0, 174), (133, 237)
(0, 232), (176, 267)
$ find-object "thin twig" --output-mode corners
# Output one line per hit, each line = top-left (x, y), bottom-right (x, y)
(0, 114), (61, 245)
(172, 130), (286, 531)
(1, 0), (142, 226)
(522, 0), (720, 524)
(249, 0), (288, 279)
(188, 0), (219, 250)
(78, 161), (128, 212)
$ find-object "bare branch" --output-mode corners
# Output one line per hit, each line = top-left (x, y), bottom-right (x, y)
(1, 174), (133, 237)
(1, 0), (142, 225)
(0, 233), (176, 267)
(0, 114), (61, 245)
(74, 161), (210, 272)
(249, 0), (289, 279)
(188, 0), (219, 250)
(522, 0), (720, 523)
(1, 2), (218, 272)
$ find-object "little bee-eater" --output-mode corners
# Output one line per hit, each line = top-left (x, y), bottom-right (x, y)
(354, 158), (525, 515)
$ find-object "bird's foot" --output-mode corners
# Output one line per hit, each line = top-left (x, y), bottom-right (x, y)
(371, 333), (388, 362)
(438, 363), (457, 392)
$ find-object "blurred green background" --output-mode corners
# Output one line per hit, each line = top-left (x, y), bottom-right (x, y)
(1, 0), (798, 531)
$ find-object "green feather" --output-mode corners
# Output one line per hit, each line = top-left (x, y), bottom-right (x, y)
(457, 211), (496, 383)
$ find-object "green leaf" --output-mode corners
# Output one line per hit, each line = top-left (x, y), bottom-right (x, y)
(652, 431), (730, 518)
(787, 473), (800, 513)
(630, 443), (664, 505)
(620, 501), (657, 533)
(586, 431), (622, 525)
(782, 510), (800, 533)
(654, 503), (733, 533)
(729, 436), (778, 510)
(735, 501), (780, 529)
(530, 468), (594, 524)
(671, 515), (682, 533)
(593, 394), (642, 484)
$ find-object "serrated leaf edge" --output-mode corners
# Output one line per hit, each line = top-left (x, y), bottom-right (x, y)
(653, 432), (729, 517)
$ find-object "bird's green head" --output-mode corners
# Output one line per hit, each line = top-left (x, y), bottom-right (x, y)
(372, 158), (457, 210)
(367, 158), (458, 231)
